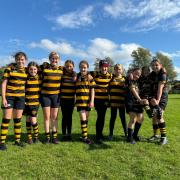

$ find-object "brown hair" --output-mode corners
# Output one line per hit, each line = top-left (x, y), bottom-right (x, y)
(28, 61), (39, 69)
(13, 51), (27, 61)
(65, 60), (74, 67)
(79, 60), (89, 68)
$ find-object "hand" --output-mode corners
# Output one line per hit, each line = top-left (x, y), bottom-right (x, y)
(2, 98), (8, 108)
(142, 99), (149, 105)
(89, 102), (94, 108)
(150, 98), (159, 106)
(87, 74), (93, 81)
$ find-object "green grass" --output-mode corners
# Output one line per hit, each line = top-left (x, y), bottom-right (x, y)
(0, 94), (180, 179)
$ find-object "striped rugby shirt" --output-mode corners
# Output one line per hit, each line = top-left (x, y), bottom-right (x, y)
(109, 75), (126, 107)
(90, 71), (112, 100)
(40, 63), (63, 95)
(60, 70), (76, 100)
(25, 75), (42, 106)
(75, 73), (96, 107)
(3, 64), (27, 97)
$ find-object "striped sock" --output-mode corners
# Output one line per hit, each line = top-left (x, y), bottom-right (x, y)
(32, 123), (39, 139)
(14, 118), (21, 142)
(81, 120), (88, 139)
(158, 122), (167, 137)
(26, 121), (32, 140)
(0, 118), (10, 144)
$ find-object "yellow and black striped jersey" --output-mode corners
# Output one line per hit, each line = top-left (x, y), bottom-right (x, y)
(75, 73), (96, 107)
(60, 70), (76, 99)
(90, 71), (112, 100)
(25, 75), (42, 106)
(40, 63), (63, 95)
(109, 75), (127, 107)
(2, 64), (27, 97)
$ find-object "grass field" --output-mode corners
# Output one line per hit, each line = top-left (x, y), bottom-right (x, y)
(0, 94), (180, 179)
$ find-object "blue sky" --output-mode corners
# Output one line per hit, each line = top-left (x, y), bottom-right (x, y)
(0, 0), (180, 79)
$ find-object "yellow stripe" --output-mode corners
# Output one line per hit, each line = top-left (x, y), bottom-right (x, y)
(26, 88), (41, 91)
(95, 78), (111, 83)
(41, 90), (60, 94)
(61, 89), (75, 93)
(76, 89), (89, 93)
(76, 103), (88, 107)
(95, 96), (108, 99)
(110, 96), (124, 100)
(10, 72), (27, 77)
(44, 76), (61, 80)
(27, 81), (41, 84)
(110, 89), (125, 93)
(95, 89), (107, 93)
(7, 86), (24, 90)
(43, 83), (60, 87)
(26, 95), (39, 99)
(44, 69), (63, 73)
(76, 96), (89, 100)
(9, 80), (26, 84)
(76, 82), (89, 86)
(6, 93), (25, 96)
(26, 102), (39, 106)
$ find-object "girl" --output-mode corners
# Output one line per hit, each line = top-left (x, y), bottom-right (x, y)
(138, 66), (153, 118)
(76, 60), (95, 144)
(90, 60), (112, 144)
(40, 52), (63, 144)
(0, 52), (28, 150)
(126, 68), (148, 144)
(149, 58), (168, 145)
(25, 62), (41, 144)
(60, 60), (76, 141)
(109, 64), (127, 140)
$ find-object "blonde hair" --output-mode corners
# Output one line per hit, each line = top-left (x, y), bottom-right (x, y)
(48, 52), (60, 60)
(114, 64), (124, 70)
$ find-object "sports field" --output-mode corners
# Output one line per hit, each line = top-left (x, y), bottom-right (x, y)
(0, 94), (180, 179)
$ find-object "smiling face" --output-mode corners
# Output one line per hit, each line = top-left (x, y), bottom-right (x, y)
(65, 62), (74, 73)
(100, 66), (108, 75)
(49, 54), (59, 67)
(132, 69), (141, 80)
(114, 66), (123, 76)
(151, 61), (162, 73)
(15, 55), (26, 69)
(28, 65), (38, 77)
(79, 63), (88, 76)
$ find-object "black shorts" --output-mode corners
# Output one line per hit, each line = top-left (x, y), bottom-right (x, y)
(77, 106), (91, 112)
(125, 104), (144, 114)
(23, 105), (39, 117)
(1, 96), (25, 110)
(94, 99), (109, 110)
(40, 94), (60, 108)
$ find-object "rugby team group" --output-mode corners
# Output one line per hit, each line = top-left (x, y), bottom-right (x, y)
(0, 51), (168, 150)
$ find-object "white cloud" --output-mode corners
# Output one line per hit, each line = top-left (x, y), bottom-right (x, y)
(29, 38), (141, 68)
(175, 66), (180, 80)
(54, 6), (94, 28)
(0, 56), (14, 66)
(159, 51), (180, 58)
(104, 0), (180, 31)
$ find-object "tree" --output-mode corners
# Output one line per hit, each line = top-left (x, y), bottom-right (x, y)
(130, 47), (152, 69)
(155, 52), (177, 81)
(94, 57), (115, 73)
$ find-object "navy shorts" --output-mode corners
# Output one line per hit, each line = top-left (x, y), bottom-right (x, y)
(23, 105), (39, 117)
(1, 96), (25, 110)
(77, 106), (91, 112)
(125, 104), (144, 114)
(40, 94), (60, 108)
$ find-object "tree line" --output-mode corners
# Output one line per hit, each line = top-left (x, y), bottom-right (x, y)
(94, 47), (177, 81)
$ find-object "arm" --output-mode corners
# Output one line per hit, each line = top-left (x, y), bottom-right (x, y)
(89, 88), (95, 108)
(1, 79), (8, 107)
